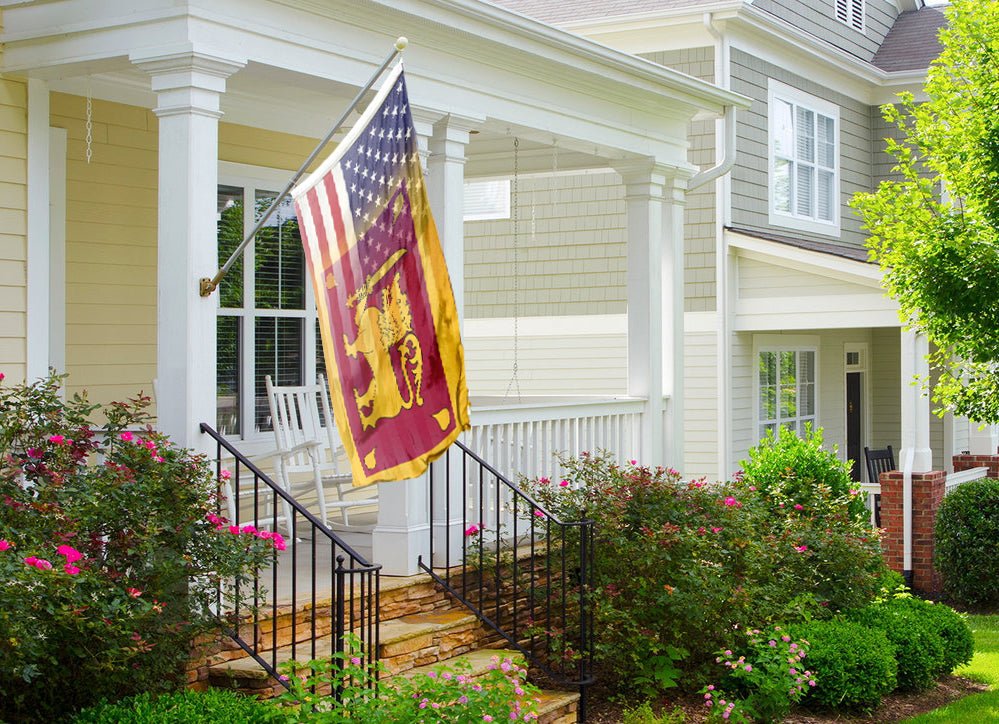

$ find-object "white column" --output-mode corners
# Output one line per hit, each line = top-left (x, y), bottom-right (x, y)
(900, 329), (933, 471)
(899, 328), (932, 581)
(372, 475), (430, 576)
(26, 79), (50, 381)
(617, 161), (689, 468)
(132, 49), (244, 450)
(428, 113), (479, 324)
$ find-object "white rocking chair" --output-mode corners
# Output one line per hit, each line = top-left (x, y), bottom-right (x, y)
(265, 375), (376, 529)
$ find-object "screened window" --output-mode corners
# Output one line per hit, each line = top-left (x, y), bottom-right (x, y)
(758, 349), (816, 440)
(769, 82), (839, 234)
(216, 182), (318, 437)
(464, 179), (510, 221)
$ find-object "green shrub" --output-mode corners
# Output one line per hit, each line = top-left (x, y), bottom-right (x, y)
(740, 425), (869, 522)
(519, 439), (885, 695)
(906, 599), (974, 675)
(791, 619), (896, 711)
(848, 598), (947, 691)
(73, 690), (281, 723)
(274, 637), (540, 722)
(0, 375), (276, 722)
(935, 478), (999, 606)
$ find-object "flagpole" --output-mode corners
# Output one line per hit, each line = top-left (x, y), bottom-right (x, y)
(200, 36), (409, 297)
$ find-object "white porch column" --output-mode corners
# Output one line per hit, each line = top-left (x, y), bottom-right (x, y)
(428, 113), (480, 324)
(427, 114), (478, 566)
(617, 161), (688, 468)
(132, 50), (244, 450)
(899, 328), (933, 583)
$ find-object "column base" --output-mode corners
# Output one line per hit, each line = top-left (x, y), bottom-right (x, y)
(372, 523), (430, 577)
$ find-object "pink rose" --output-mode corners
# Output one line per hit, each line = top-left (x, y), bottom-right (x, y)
(559, 479), (569, 488)
(48, 435), (65, 445)
(119, 431), (134, 442)
(0, 540), (11, 551)
(127, 587), (143, 598)
(464, 523), (480, 536)
(57, 545), (83, 563)
(64, 564), (81, 575)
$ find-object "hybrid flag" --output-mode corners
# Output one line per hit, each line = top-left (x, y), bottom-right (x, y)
(292, 63), (470, 487)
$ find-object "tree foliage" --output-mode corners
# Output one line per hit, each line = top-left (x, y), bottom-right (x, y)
(852, 0), (999, 422)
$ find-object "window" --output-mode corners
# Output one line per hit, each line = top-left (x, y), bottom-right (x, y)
(464, 179), (510, 221)
(835, 0), (865, 32)
(757, 348), (817, 439)
(768, 80), (839, 235)
(216, 170), (321, 439)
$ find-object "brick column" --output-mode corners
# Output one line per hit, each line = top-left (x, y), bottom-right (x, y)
(953, 453), (999, 478)
(879, 469), (946, 594)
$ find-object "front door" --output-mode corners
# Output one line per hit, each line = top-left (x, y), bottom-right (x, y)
(846, 372), (862, 481)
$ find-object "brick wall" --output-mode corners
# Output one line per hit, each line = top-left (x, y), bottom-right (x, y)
(952, 453), (999, 478)
(879, 469), (946, 594)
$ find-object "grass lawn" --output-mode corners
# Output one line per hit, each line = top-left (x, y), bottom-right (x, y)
(903, 614), (999, 722)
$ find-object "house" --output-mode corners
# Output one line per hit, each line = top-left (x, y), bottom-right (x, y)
(0, 0), (745, 576)
(478, 0), (999, 485)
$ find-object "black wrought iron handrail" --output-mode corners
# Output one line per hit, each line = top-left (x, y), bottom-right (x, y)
(200, 423), (381, 692)
(420, 439), (594, 720)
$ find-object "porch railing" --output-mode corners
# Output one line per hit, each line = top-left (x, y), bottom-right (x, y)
(200, 423), (381, 690)
(420, 440), (594, 720)
(468, 396), (644, 483)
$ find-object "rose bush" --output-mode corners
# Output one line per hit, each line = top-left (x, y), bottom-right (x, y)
(0, 374), (276, 722)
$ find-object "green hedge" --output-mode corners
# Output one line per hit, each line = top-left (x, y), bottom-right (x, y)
(791, 619), (896, 711)
(935, 478), (999, 606)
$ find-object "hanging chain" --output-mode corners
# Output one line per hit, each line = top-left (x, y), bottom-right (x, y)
(85, 80), (93, 164)
(504, 136), (522, 402)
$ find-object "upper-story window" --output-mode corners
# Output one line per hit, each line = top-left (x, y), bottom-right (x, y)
(835, 0), (865, 33)
(768, 80), (840, 236)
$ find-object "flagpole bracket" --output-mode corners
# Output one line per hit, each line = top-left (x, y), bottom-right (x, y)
(199, 277), (217, 297)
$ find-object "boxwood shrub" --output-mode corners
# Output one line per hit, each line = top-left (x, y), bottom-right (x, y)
(790, 619), (896, 711)
(935, 478), (999, 606)
(908, 598), (975, 675)
(848, 597), (947, 691)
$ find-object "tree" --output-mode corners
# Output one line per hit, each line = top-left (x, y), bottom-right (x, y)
(853, 0), (999, 423)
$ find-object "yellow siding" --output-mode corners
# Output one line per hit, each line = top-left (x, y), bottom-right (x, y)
(51, 100), (321, 409)
(51, 92), (158, 406)
(0, 76), (26, 383)
(219, 122), (318, 170)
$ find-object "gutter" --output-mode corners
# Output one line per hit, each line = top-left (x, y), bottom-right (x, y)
(689, 13), (738, 191)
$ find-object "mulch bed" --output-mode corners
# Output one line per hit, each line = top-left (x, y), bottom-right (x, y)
(585, 675), (989, 722)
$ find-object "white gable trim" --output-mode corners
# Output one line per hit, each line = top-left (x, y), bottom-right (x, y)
(727, 229), (883, 287)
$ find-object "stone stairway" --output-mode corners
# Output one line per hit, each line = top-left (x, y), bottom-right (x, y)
(202, 572), (581, 723)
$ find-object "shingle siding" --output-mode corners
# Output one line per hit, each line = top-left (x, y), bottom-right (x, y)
(642, 47), (717, 313)
(751, 0), (897, 62)
(730, 47), (872, 251)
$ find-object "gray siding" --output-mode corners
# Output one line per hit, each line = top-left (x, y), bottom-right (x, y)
(870, 326), (901, 451)
(752, 0), (898, 62)
(730, 47), (872, 250)
(464, 171), (627, 319)
(643, 47), (718, 313)
(872, 103), (907, 186)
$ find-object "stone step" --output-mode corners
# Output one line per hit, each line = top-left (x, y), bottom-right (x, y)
(207, 609), (484, 695)
(536, 689), (581, 724)
(394, 647), (525, 680)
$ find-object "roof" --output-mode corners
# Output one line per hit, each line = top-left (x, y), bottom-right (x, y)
(872, 6), (948, 72)
(486, 0), (712, 25)
(726, 227), (872, 263)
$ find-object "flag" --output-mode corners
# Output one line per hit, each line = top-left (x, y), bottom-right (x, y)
(292, 63), (470, 487)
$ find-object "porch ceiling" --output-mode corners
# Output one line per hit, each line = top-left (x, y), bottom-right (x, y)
(0, 0), (748, 171)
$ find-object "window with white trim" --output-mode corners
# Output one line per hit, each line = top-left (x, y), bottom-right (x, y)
(757, 348), (817, 439)
(835, 0), (865, 32)
(464, 179), (510, 221)
(216, 180), (320, 438)
(768, 81), (840, 235)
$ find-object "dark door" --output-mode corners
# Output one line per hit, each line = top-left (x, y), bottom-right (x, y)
(847, 372), (862, 481)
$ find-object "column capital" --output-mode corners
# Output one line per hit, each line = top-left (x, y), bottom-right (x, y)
(614, 158), (694, 201)
(131, 46), (246, 119)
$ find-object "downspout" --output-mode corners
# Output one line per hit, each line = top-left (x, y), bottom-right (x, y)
(902, 447), (914, 588)
(693, 12), (735, 481)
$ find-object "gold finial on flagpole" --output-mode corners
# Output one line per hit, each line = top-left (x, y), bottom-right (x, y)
(395, 37), (408, 51)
